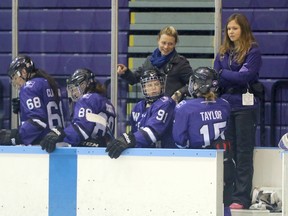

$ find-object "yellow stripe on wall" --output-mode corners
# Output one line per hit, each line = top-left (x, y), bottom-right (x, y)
(130, 12), (135, 24)
(128, 57), (134, 69)
(129, 35), (134, 47)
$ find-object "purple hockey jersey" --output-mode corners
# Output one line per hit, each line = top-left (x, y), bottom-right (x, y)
(130, 96), (176, 148)
(63, 93), (116, 146)
(19, 77), (64, 145)
(173, 98), (231, 148)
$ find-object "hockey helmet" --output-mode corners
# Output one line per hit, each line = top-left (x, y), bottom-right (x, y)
(67, 68), (96, 101)
(7, 55), (35, 79)
(188, 67), (218, 97)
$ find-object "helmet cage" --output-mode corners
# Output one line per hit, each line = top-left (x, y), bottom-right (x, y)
(67, 69), (95, 101)
(67, 81), (89, 101)
(140, 70), (165, 103)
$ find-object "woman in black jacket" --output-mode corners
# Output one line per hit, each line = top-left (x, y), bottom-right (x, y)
(117, 26), (193, 103)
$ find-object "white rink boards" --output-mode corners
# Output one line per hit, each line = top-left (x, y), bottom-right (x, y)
(0, 146), (286, 216)
(76, 148), (224, 216)
(0, 146), (224, 216)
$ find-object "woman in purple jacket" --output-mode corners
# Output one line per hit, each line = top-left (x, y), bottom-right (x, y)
(214, 13), (262, 209)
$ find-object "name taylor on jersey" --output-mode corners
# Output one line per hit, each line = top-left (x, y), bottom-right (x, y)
(200, 110), (223, 121)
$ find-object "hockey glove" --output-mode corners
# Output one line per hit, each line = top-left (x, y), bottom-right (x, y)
(171, 90), (182, 104)
(12, 97), (20, 114)
(106, 133), (136, 159)
(0, 129), (21, 145)
(80, 138), (100, 147)
(40, 127), (66, 153)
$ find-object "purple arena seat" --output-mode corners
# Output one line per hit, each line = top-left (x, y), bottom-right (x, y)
(0, 54), (128, 76)
(269, 80), (288, 146)
(0, 97), (11, 117)
(0, 120), (10, 130)
(271, 82), (288, 103)
(259, 79), (274, 102)
(223, 0), (288, 8)
(259, 79), (288, 102)
(0, 32), (128, 53)
(2, 120), (9, 128)
(0, 9), (130, 31)
(260, 56), (288, 78)
(254, 33), (288, 55)
(0, 77), (11, 97)
(222, 9), (288, 31)
(264, 103), (288, 125)
(256, 126), (288, 147)
(0, 0), (128, 8)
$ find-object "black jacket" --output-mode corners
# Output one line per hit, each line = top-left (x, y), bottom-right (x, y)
(120, 52), (193, 97)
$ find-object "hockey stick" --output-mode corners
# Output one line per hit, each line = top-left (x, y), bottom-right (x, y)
(86, 112), (115, 140)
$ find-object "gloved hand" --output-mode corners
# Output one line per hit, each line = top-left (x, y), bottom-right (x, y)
(12, 97), (20, 114)
(171, 90), (182, 104)
(106, 133), (136, 159)
(80, 138), (100, 147)
(40, 127), (66, 153)
(0, 129), (20, 145)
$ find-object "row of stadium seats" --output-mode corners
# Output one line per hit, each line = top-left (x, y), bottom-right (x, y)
(0, 32), (129, 54)
(0, 0), (129, 9)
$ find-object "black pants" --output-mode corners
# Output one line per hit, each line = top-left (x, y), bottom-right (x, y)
(225, 108), (257, 208)
(224, 157), (235, 207)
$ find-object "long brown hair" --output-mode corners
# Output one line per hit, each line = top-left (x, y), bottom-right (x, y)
(219, 13), (257, 64)
(203, 91), (217, 101)
(85, 81), (107, 96)
(34, 69), (61, 102)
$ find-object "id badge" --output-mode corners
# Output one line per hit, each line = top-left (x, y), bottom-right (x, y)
(242, 91), (254, 106)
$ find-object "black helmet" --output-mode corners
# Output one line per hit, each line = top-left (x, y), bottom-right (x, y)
(140, 69), (166, 103)
(67, 68), (97, 101)
(188, 67), (218, 97)
(7, 55), (34, 79)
